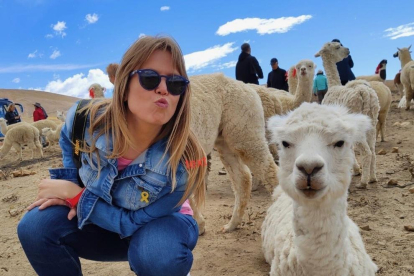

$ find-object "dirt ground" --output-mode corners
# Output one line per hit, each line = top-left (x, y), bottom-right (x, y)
(0, 93), (413, 276)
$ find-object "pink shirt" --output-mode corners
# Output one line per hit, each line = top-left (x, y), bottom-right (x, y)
(117, 157), (193, 216)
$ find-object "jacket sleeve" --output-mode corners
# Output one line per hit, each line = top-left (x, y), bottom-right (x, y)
(267, 72), (271, 87)
(348, 55), (354, 68)
(86, 169), (188, 238)
(33, 110), (39, 122)
(48, 103), (81, 184)
(5, 112), (13, 124)
(252, 57), (264, 79)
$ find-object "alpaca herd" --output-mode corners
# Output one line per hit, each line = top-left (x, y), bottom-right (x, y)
(2, 40), (413, 275)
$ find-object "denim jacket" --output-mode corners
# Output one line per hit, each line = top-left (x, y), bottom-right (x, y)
(49, 102), (188, 238)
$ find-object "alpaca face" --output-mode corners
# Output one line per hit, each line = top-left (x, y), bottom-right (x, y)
(314, 42), (350, 63)
(394, 46), (412, 62)
(295, 60), (316, 78)
(268, 103), (372, 205)
(41, 127), (51, 136)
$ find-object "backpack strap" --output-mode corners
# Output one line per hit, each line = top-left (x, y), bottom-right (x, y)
(71, 99), (91, 187)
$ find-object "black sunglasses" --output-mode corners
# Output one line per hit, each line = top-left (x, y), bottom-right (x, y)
(129, 69), (189, 96)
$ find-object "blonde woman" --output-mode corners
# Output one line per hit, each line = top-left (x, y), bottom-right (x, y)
(18, 36), (206, 276)
(5, 103), (20, 125)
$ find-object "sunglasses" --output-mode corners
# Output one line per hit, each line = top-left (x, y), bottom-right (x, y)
(129, 69), (189, 96)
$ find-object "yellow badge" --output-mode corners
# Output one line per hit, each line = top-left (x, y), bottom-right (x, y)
(140, 191), (149, 203)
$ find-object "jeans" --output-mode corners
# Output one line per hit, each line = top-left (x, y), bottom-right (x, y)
(317, 89), (328, 104)
(18, 206), (198, 276)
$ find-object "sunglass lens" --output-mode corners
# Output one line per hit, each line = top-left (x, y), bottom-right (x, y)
(167, 75), (187, 95)
(139, 70), (160, 90)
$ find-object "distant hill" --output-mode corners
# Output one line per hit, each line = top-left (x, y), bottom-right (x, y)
(0, 89), (79, 120)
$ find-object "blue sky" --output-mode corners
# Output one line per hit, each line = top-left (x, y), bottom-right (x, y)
(1, 0), (413, 98)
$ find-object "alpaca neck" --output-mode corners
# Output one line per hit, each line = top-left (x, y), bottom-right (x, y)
(0, 123), (7, 134)
(293, 76), (313, 108)
(322, 55), (341, 87)
(292, 196), (350, 273)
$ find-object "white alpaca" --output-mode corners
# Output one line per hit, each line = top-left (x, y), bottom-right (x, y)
(262, 103), (378, 276)
(0, 123), (43, 161)
(42, 124), (63, 146)
(0, 118), (30, 135)
(393, 45), (414, 110)
(189, 73), (279, 233)
(268, 60), (316, 113)
(316, 41), (379, 188)
(356, 59), (387, 82)
(57, 110), (66, 122)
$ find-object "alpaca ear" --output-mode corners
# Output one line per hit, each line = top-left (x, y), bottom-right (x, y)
(408, 45), (412, 50)
(267, 115), (287, 144)
(342, 113), (372, 145)
(314, 52), (321, 58)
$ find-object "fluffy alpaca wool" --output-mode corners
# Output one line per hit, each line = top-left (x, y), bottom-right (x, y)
(0, 123), (43, 161)
(316, 42), (379, 187)
(42, 124), (63, 146)
(261, 103), (378, 276)
(188, 73), (279, 233)
(394, 46), (414, 110)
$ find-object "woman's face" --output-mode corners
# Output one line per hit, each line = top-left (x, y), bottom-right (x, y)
(126, 50), (181, 127)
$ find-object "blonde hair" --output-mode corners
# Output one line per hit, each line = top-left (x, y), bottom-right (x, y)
(106, 63), (119, 78)
(84, 36), (206, 208)
(7, 103), (15, 112)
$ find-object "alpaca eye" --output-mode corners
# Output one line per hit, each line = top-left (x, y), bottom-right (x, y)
(334, 141), (344, 148)
(282, 141), (290, 148)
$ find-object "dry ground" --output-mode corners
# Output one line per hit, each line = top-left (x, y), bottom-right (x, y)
(0, 91), (413, 276)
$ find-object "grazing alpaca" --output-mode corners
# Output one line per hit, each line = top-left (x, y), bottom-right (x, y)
(262, 103), (378, 276)
(189, 73), (279, 233)
(393, 45), (414, 110)
(316, 41), (379, 188)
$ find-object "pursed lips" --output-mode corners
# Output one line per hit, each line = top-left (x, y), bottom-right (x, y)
(155, 98), (169, 108)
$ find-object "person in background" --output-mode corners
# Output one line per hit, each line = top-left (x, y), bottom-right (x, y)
(33, 102), (48, 122)
(18, 35), (206, 276)
(5, 103), (21, 125)
(106, 63), (119, 85)
(313, 69), (328, 104)
(267, 58), (288, 91)
(332, 39), (355, 85)
(235, 43), (263, 84)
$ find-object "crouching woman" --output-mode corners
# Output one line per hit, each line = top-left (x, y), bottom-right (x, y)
(17, 36), (206, 276)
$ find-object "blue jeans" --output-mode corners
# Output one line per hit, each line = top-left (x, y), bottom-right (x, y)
(17, 206), (198, 276)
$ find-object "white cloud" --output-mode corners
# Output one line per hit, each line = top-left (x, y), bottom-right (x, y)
(0, 63), (101, 73)
(28, 87), (43, 91)
(184, 43), (238, 72)
(214, 60), (237, 70)
(12, 78), (21, 83)
(85, 13), (99, 24)
(51, 21), (67, 38)
(384, 22), (414, 40)
(139, 33), (146, 38)
(160, 6), (170, 11)
(50, 50), (61, 59)
(216, 15), (312, 36)
(45, 34), (53, 38)
(44, 69), (114, 98)
(28, 50), (38, 58)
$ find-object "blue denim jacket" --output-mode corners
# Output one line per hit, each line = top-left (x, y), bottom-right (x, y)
(49, 102), (188, 238)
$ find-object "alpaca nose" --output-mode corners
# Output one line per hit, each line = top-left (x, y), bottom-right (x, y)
(300, 67), (306, 72)
(296, 161), (324, 176)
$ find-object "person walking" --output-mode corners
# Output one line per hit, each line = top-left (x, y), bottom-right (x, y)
(5, 103), (21, 125)
(332, 39), (355, 85)
(266, 58), (288, 91)
(313, 69), (328, 103)
(235, 43), (263, 84)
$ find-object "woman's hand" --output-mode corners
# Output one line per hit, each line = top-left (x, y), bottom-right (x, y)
(36, 179), (83, 200)
(27, 198), (78, 220)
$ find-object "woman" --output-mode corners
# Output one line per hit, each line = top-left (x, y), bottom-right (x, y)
(18, 36), (207, 276)
(5, 103), (20, 125)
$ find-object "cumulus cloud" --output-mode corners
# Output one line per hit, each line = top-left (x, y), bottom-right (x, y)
(160, 6), (170, 11)
(51, 21), (67, 38)
(28, 50), (38, 58)
(216, 15), (312, 36)
(139, 33), (146, 38)
(45, 34), (53, 38)
(50, 50), (61, 59)
(85, 13), (99, 24)
(44, 69), (113, 98)
(184, 43), (238, 72)
(12, 78), (21, 83)
(213, 60), (237, 70)
(384, 22), (414, 40)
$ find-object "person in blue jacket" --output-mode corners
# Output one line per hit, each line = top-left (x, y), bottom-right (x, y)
(332, 39), (355, 85)
(313, 69), (328, 103)
(17, 36), (207, 276)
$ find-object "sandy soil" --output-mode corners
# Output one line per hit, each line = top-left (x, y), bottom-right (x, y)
(0, 91), (413, 276)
